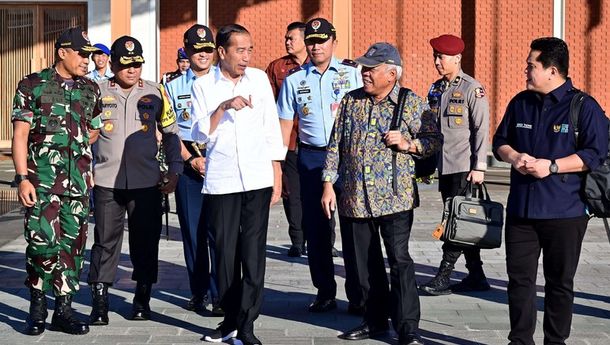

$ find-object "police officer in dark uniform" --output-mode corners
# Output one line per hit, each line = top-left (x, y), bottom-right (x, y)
(419, 34), (491, 296)
(87, 36), (182, 324)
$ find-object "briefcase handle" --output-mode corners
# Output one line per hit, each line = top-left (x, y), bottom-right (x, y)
(462, 181), (492, 201)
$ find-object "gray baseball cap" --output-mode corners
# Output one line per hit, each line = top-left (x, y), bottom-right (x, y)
(355, 42), (402, 67)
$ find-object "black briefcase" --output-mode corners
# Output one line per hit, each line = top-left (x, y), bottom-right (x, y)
(436, 182), (504, 249)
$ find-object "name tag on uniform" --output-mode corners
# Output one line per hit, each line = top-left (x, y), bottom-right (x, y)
(516, 123), (533, 129)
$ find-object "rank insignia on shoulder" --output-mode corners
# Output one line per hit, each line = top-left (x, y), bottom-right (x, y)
(474, 87), (486, 98)
(340, 59), (357, 67)
(287, 66), (303, 76)
(164, 72), (182, 84)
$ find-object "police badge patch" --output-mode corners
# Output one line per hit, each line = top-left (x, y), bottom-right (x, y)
(474, 87), (486, 98)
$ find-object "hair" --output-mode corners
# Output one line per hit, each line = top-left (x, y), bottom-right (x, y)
(386, 64), (403, 81)
(530, 37), (569, 78)
(286, 21), (306, 32)
(216, 24), (249, 49)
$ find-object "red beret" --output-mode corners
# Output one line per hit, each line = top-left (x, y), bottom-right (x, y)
(430, 34), (465, 55)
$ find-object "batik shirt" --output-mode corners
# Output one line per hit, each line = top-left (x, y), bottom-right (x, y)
(12, 67), (103, 197)
(322, 84), (442, 218)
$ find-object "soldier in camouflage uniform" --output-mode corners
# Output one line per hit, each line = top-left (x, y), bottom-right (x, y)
(11, 27), (101, 336)
(87, 36), (183, 325)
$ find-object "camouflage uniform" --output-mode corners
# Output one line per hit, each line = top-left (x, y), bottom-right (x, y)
(12, 67), (102, 296)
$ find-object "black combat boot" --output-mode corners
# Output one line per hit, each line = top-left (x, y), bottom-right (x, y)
(419, 260), (454, 296)
(50, 295), (89, 334)
(451, 261), (491, 292)
(89, 283), (109, 325)
(25, 288), (48, 335)
(131, 282), (152, 320)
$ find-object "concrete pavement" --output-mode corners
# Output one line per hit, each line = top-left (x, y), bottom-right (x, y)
(0, 178), (609, 345)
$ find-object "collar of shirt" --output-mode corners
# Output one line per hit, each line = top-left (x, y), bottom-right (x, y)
(305, 56), (340, 76)
(368, 82), (400, 105)
(538, 78), (573, 104)
(214, 64), (253, 84)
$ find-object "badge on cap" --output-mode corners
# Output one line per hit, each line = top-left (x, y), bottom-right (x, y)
(125, 41), (135, 52)
(311, 20), (321, 30)
(197, 28), (206, 39)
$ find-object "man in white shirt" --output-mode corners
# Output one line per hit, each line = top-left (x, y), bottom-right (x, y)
(191, 24), (285, 345)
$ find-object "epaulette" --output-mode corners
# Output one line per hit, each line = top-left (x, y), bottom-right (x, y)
(340, 59), (358, 67)
(164, 71), (182, 84)
(287, 66), (304, 76)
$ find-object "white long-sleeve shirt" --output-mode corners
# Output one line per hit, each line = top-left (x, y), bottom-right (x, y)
(190, 66), (286, 195)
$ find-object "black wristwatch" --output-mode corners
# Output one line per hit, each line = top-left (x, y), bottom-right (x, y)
(185, 156), (196, 165)
(14, 174), (29, 184)
(549, 160), (559, 174)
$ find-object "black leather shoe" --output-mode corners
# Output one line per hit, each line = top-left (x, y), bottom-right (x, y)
(89, 283), (109, 325)
(235, 332), (262, 345)
(347, 303), (365, 316)
(287, 246), (302, 257)
(331, 247), (340, 257)
(131, 282), (152, 320)
(211, 304), (224, 316)
(185, 295), (206, 312)
(308, 298), (337, 312)
(338, 322), (389, 340)
(400, 332), (425, 345)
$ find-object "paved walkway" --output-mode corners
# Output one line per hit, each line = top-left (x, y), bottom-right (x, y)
(0, 180), (609, 345)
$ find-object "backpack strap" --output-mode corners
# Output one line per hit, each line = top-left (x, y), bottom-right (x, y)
(569, 89), (588, 146)
(390, 87), (411, 194)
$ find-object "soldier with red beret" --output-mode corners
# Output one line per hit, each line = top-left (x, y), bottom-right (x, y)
(419, 34), (491, 296)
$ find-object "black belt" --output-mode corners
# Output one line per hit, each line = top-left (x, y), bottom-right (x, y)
(299, 143), (327, 151)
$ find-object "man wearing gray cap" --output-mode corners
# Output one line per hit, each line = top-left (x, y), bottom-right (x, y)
(322, 42), (441, 345)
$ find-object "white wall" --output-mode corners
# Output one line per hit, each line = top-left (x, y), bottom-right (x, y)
(131, 0), (159, 81)
(87, 0), (111, 72)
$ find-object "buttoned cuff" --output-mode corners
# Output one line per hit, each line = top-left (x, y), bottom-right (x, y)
(322, 171), (338, 184)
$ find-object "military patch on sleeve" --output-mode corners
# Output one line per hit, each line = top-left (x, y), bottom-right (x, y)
(158, 84), (177, 128)
(474, 87), (486, 98)
(340, 59), (358, 67)
(287, 66), (304, 76)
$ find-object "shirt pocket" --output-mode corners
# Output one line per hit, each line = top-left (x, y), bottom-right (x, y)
(446, 102), (468, 129)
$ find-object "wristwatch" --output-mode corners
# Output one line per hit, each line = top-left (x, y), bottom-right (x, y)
(549, 160), (559, 174)
(14, 174), (28, 184)
(185, 156), (195, 165)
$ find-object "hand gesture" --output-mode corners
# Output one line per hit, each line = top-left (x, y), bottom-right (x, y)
(222, 95), (253, 111)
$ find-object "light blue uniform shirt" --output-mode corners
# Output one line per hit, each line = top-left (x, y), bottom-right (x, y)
(165, 66), (217, 141)
(86, 68), (114, 82)
(277, 57), (361, 147)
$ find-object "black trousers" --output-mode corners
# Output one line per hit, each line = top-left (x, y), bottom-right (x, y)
(438, 172), (483, 267)
(282, 150), (305, 249)
(339, 211), (421, 337)
(203, 188), (272, 334)
(505, 215), (588, 345)
(297, 147), (338, 300)
(88, 186), (163, 284)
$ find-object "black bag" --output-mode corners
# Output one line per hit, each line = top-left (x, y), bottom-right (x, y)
(569, 90), (610, 217)
(438, 182), (504, 249)
(390, 87), (439, 184)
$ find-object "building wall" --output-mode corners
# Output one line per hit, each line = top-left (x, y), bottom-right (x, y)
(159, 0), (197, 78)
(208, 0), (332, 70)
(159, 0), (609, 132)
